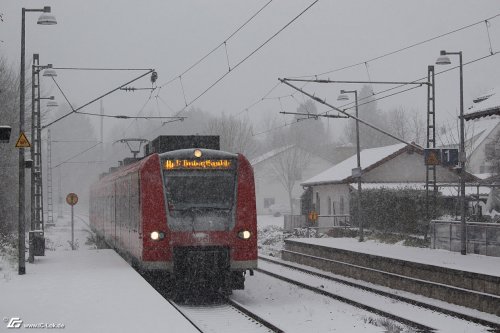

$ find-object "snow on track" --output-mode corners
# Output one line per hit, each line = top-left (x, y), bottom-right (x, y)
(231, 271), (415, 332)
(177, 303), (278, 333)
(255, 259), (493, 332)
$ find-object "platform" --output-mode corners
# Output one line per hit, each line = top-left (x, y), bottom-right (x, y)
(0, 249), (199, 333)
(282, 237), (500, 316)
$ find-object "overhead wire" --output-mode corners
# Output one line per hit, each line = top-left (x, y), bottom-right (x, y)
(171, 0), (320, 116)
(53, 142), (102, 168)
(43, 69), (154, 129)
(157, 0), (275, 89)
(252, 51), (500, 137)
(289, 12), (500, 79)
(141, 0), (320, 140)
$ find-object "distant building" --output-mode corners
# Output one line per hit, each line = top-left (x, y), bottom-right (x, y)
(251, 145), (332, 215)
(438, 86), (500, 176)
(301, 143), (479, 228)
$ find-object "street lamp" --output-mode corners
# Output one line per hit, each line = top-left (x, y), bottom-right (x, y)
(436, 50), (467, 255)
(338, 89), (364, 241)
(19, 6), (57, 275)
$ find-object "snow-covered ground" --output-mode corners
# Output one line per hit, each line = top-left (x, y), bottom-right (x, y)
(1, 214), (498, 332)
(256, 215), (500, 277)
(295, 237), (500, 277)
(0, 215), (198, 333)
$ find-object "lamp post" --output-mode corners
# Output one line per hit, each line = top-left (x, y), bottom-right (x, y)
(436, 50), (467, 255)
(19, 6), (56, 274)
(338, 89), (364, 241)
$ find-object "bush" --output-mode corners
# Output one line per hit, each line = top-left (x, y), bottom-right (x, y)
(351, 188), (444, 236)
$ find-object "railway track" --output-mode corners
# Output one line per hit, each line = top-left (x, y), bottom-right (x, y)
(258, 255), (500, 332)
(143, 275), (284, 333)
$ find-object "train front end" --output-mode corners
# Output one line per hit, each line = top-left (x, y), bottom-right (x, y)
(156, 148), (257, 290)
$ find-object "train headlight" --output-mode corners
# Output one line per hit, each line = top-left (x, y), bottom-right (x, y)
(194, 149), (202, 158)
(150, 231), (165, 241)
(237, 230), (251, 240)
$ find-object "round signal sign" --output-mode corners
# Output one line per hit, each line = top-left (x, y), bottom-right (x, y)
(66, 193), (78, 206)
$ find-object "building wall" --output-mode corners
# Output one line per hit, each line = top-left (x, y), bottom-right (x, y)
(362, 151), (460, 183)
(311, 184), (351, 216)
(468, 122), (500, 174)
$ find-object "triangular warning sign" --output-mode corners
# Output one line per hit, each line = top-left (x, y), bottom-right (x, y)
(15, 131), (31, 148)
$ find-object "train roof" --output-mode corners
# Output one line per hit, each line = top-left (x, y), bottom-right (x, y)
(160, 148), (237, 159)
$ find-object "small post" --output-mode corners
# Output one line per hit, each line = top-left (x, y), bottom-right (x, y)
(71, 204), (74, 250)
(66, 192), (78, 250)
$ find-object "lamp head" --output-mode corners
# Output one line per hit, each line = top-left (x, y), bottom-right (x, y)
(436, 54), (451, 65)
(46, 100), (58, 108)
(42, 68), (57, 77)
(337, 93), (349, 101)
(37, 8), (57, 25)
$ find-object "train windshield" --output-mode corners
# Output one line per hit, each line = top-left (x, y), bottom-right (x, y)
(164, 171), (236, 211)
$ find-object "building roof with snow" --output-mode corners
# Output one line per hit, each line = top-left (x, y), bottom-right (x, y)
(301, 143), (407, 186)
(250, 145), (294, 166)
(301, 143), (478, 187)
(464, 86), (500, 120)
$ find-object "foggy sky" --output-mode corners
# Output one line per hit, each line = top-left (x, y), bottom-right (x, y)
(1, 0), (500, 143)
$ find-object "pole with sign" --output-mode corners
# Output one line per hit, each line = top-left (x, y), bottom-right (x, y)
(66, 193), (78, 250)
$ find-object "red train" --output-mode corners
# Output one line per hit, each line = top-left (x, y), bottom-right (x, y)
(89, 136), (257, 291)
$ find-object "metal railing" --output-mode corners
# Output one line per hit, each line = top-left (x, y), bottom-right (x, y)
(284, 214), (351, 234)
(284, 215), (308, 231)
(430, 220), (500, 257)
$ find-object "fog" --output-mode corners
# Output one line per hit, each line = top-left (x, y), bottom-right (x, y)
(1, 0), (500, 210)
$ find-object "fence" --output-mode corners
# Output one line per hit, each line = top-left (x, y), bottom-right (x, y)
(284, 215), (308, 231)
(430, 220), (500, 257)
(284, 214), (351, 233)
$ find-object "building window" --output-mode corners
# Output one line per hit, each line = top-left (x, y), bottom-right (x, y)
(340, 196), (344, 215)
(264, 198), (275, 209)
(327, 197), (332, 215)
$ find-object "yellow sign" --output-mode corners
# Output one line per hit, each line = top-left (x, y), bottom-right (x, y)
(15, 131), (31, 148)
(164, 159), (232, 170)
(308, 211), (318, 222)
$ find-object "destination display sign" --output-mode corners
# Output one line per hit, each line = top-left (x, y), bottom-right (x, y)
(164, 159), (232, 170)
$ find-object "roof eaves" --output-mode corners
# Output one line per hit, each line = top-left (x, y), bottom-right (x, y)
(463, 107), (500, 121)
(300, 179), (347, 187)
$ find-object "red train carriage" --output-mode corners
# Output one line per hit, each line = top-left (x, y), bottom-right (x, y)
(89, 141), (257, 291)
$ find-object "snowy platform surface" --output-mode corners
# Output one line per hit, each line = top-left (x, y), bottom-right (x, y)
(290, 237), (500, 277)
(0, 249), (198, 333)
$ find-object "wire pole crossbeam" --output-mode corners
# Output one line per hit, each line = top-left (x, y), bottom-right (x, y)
(278, 79), (421, 150)
(279, 111), (348, 119)
(282, 78), (430, 86)
(42, 69), (156, 129)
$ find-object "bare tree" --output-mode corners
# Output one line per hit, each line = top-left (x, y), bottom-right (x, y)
(386, 106), (425, 146)
(0, 57), (21, 234)
(268, 131), (311, 215)
(204, 113), (259, 159)
(269, 146), (311, 215)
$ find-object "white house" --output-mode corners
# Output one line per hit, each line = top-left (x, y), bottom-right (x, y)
(439, 86), (500, 175)
(251, 145), (332, 215)
(301, 143), (479, 228)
